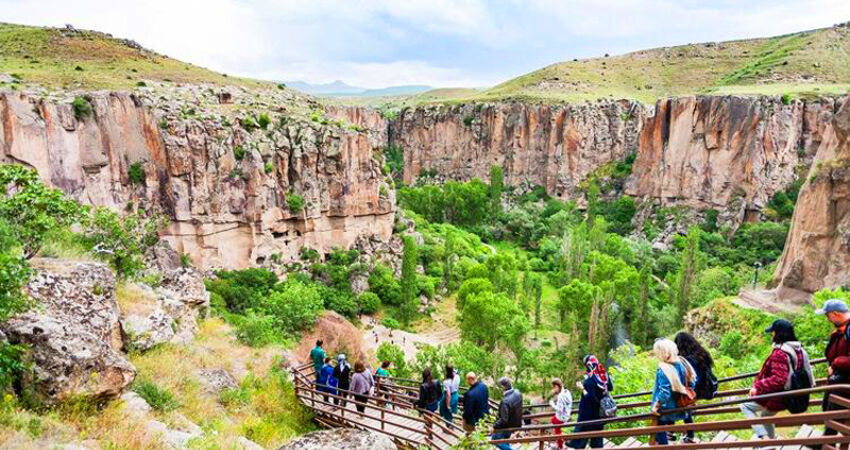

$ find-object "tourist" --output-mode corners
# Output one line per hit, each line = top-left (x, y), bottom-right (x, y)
(317, 357), (337, 402)
(310, 340), (325, 381)
(375, 361), (391, 407)
(440, 365), (461, 424)
(568, 355), (613, 449)
(415, 368), (443, 413)
(376, 361), (391, 377)
(674, 332), (716, 444)
(741, 319), (812, 441)
(548, 378), (573, 449)
(462, 372), (490, 433)
(819, 299), (850, 439)
(650, 339), (696, 446)
(333, 354), (352, 407)
(350, 361), (371, 413)
(491, 377), (523, 450)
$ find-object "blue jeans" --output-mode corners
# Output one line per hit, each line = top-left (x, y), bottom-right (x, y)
(655, 419), (674, 445)
(491, 431), (513, 450)
(568, 424), (604, 448)
(683, 412), (694, 439)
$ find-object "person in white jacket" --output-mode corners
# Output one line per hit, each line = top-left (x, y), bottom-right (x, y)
(549, 378), (573, 450)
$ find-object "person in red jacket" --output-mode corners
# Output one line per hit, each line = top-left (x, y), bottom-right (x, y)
(818, 299), (850, 438)
(740, 319), (802, 441)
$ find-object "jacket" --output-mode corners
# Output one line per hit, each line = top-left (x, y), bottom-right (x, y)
(310, 346), (325, 373)
(493, 388), (523, 430)
(350, 372), (371, 396)
(416, 380), (442, 408)
(651, 361), (696, 421)
(317, 364), (336, 395)
(334, 364), (351, 390)
(576, 376), (613, 422)
(826, 328), (850, 378)
(462, 381), (490, 426)
(753, 347), (793, 411)
(550, 389), (573, 422)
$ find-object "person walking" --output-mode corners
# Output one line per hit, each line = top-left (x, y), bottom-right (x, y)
(333, 354), (351, 407)
(350, 361), (371, 413)
(316, 357), (337, 402)
(440, 365), (461, 424)
(309, 340), (325, 381)
(819, 299), (850, 439)
(568, 355), (613, 449)
(376, 361), (391, 377)
(740, 319), (813, 441)
(492, 377), (523, 450)
(549, 378), (573, 450)
(674, 332), (716, 444)
(374, 361), (391, 407)
(462, 372), (490, 433)
(415, 368), (443, 413)
(650, 339), (696, 446)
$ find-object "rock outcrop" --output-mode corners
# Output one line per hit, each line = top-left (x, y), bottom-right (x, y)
(774, 95), (850, 296)
(1, 259), (135, 404)
(294, 311), (364, 363)
(0, 89), (395, 269)
(277, 429), (395, 450)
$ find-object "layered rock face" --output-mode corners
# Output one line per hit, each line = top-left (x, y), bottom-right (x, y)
(626, 96), (837, 215)
(774, 96), (850, 296)
(389, 100), (646, 197)
(0, 90), (394, 269)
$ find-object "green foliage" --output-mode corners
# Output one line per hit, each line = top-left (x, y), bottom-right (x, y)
(398, 179), (490, 228)
(127, 162), (145, 185)
(368, 264), (402, 306)
(488, 165), (504, 218)
(263, 281), (323, 333)
(264, 161), (274, 174)
(81, 207), (168, 278)
(357, 292), (381, 314)
(399, 235), (419, 325)
(766, 179), (803, 220)
(229, 312), (281, 347)
(781, 92), (792, 105)
(0, 342), (27, 392)
(599, 196), (636, 235)
(457, 277), (493, 310)
(381, 317), (400, 330)
(233, 146), (246, 161)
(71, 96), (92, 120)
(132, 379), (180, 412)
(240, 116), (258, 132)
(206, 268), (279, 314)
(286, 192), (305, 213)
(383, 145), (404, 183)
(180, 253), (192, 268)
(257, 113), (271, 130)
(376, 342), (408, 378)
(459, 290), (529, 352)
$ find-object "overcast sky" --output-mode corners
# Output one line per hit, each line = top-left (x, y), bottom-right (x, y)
(2, 0), (849, 88)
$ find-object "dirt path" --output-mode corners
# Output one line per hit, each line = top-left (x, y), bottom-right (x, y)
(361, 296), (460, 359)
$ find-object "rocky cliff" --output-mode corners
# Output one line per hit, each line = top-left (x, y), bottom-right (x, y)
(0, 88), (394, 269)
(774, 96), (850, 296)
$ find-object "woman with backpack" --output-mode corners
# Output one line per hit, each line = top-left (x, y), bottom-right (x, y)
(568, 355), (614, 449)
(416, 368), (443, 413)
(740, 319), (814, 441)
(650, 339), (697, 446)
(674, 332), (717, 444)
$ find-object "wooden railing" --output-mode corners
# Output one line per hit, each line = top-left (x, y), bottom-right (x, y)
(291, 359), (850, 449)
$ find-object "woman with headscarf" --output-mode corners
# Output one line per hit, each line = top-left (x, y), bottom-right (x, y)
(333, 354), (351, 407)
(568, 355), (614, 449)
(650, 339), (697, 445)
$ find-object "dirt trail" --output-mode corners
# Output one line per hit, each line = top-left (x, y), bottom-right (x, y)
(361, 296), (460, 359)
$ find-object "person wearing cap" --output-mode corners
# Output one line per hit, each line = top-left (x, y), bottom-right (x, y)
(817, 298), (850, 438)
(491, 377), (523, 450)
(740, 319), (811, 441)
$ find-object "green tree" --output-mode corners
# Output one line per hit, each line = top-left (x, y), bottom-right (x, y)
(674, 227), (703, 324)
(586, 178), (600, 229)
(459, 291), (528, 351)
(557, 279), (599, 328)
(0, 220), (32, 320)
(82, 207), (168, 278)
(262, 280), (322, 333)
(376, 342), (409, 378)
(398, 235), (419, 325)
(488, 165), (504, 220)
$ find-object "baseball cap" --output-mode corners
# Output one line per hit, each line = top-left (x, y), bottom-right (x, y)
(765, 319), (794, 334)
(815, 299), (849, 315)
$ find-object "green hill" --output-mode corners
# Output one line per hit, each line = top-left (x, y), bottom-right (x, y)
(0, 23), (269, 91)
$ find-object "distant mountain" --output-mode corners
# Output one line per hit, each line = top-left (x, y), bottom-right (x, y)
(285, 80), (432, 97)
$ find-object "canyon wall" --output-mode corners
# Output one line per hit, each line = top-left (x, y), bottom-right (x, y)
(0, 91), (394, 269)
(773, 96), (850, 296)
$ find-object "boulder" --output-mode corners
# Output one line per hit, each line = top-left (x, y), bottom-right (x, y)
(1, 259), (135, 404)
(295, 311), (364, 363)
(195, 368), (238, 394)
(277, 429), (395, 450)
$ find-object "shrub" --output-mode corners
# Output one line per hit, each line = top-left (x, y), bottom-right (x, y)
(381, 317), (400, 330)
(376, 342), (408, 377)
(264, 162), (274, 174)
(233, 146), (246, 161)
(319, 285), (358, 317)
(230, 312), (281, 347)
(0, 342), (27, 392)
(241, 117), (258, 132)
(132, 379), (180, 412)
(277, 83), (286, 90)
(127, 162), (145, 185)
(136, 81), (147, 87)
(81, 208), (168, 278)
(368, 264), (401, 305)
(72, 96), (92, 121)
(357, 292), (381, 314)
(781, 93), (792, 105)
(206, 268), (279, 313)
(258, 113), (271, 130)
(263, 281), (323, 333)
(286, 192), (305, 213)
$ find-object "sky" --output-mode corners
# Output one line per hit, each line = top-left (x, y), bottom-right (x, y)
(2, 0), (850, 89)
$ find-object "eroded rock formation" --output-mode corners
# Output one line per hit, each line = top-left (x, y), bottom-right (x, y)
(0, 90), (394, 269)
(277, 429), (395, 450)
(774, 96), (850, 296)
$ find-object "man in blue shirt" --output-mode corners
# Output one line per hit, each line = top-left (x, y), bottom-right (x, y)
(462, 372), (489, 433)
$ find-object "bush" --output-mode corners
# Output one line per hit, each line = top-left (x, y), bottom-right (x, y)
(72, 96), (92, 121)
(233, 146), (246, 161)
(0, 342), (27, 392)
(206, 268), (279, 313)
(319, 285), (358, 317)
(81, 208), (168, 278)
(263, 281), (322, 333)
(258, 113), (271, 130)
(132, 379), (180, 412)
(286, 192), (305, 213)
(241, 117), (258, 132)
(381, 317), (400, 330)
(368, 264), (401, 305)
(230, 312), (281, 347)
(264, 162), (274, 174)
(376, 342), (408, 377)
(357, 292), (381, 314)
(127, 162), (145, 185)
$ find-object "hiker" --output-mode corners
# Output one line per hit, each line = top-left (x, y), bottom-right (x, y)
(316, 357), (337, 402)
(350, 361), (371, 413)
(650, 339), (696, 446)
(741, 319), (813, 441)
(333, 354), (352, 407)
(415, 368), (443, 413)
(462, 372), (490, 433)
(674, 332), (717, 444)
(440, 365), (461, 424)
(819, 299), (850, 439)
(549, 378), (573, 450)
(376, 360), (391, 377)
(568, 355), (613, 449)
(375, 361), (391, 407)
(492, 377), (523, 450)
(310, 340), (325, 380)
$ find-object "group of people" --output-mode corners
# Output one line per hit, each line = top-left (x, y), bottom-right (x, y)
(306, 297), (850, 448)
(310, 340), (391, 413)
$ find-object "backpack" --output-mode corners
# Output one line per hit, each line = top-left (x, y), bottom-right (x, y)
(781, 347), (812, 414)
(598, 386), (618, 418)
(694, 364), (719, 400)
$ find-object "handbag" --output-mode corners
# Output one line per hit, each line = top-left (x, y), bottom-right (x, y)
(599, 389), (618, 418)
(675, 387), (697, 408)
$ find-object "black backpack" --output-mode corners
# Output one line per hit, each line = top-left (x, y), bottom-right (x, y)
(782, 348), (812, 414)
(695, 366), (719, 400)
